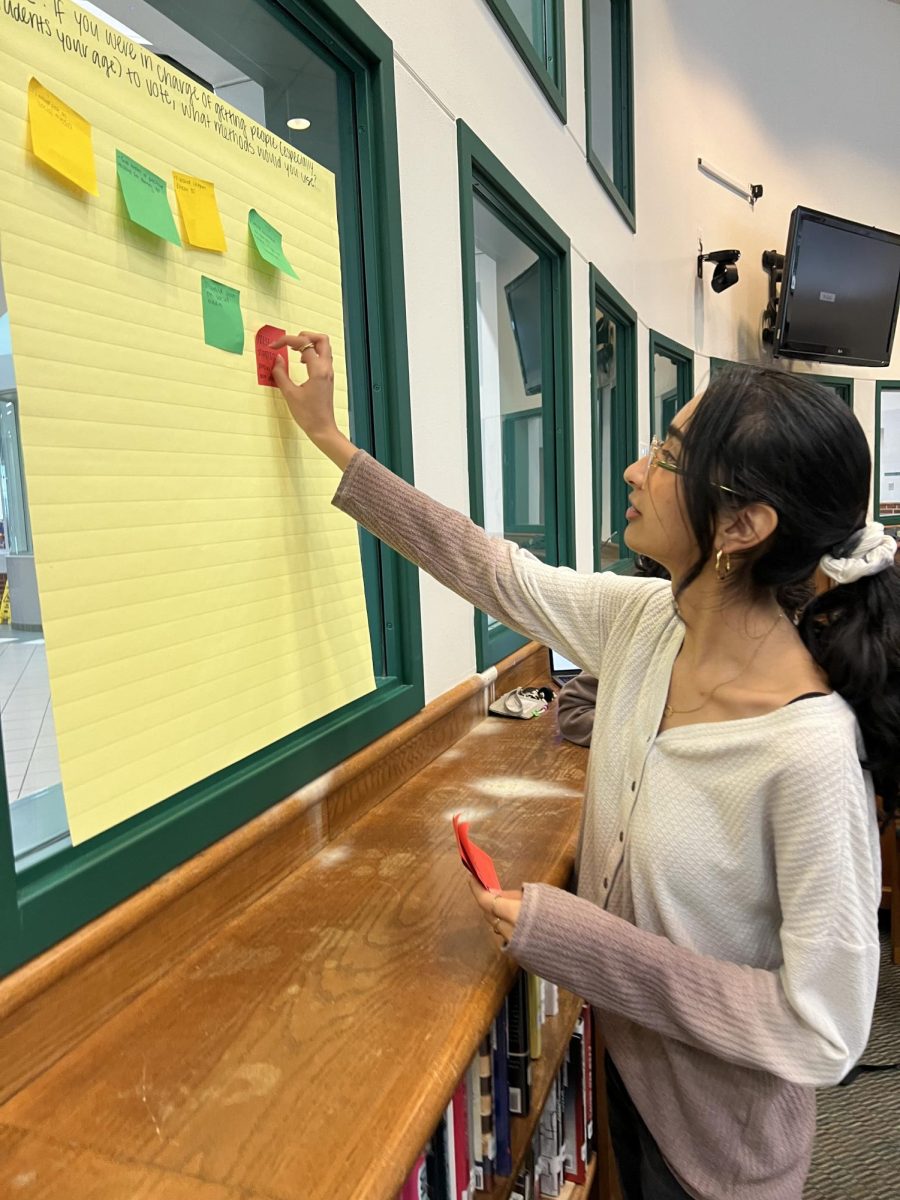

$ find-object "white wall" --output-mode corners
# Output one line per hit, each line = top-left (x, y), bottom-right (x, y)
(372, 0), (900, 700)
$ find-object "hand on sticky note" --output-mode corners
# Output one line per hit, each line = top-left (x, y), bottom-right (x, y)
(256, 325), (288, 386)
(453, 813), (502, 893)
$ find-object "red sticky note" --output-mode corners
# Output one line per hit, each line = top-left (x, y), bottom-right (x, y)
(453, 813), (502, 893)
(256, 324), (288, 386)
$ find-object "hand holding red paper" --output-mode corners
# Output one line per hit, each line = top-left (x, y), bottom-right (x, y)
(453, 814), (522, 942)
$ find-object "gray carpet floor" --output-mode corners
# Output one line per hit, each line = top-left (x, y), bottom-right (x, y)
(805, 923), (900, 1198)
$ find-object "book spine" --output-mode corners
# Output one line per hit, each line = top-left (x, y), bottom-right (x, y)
(467, 1055), (483, 1192)
(563, 1024), (586, 1184)
(528, 973), (543, 1061)
(492, 1007), (513, 1176)
(452, 1081), (470, 1200)
(507, 974), (532, 1115)
(426, 1118), (451, 1200)
(399, 1151), (428, 1200)
(477, 1033), (495, 1192)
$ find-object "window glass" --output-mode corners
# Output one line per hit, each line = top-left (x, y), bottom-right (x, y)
(506, 0), (549, 58)
(653, 351), (680, 437)
(2, 0), (378, 872)
(585, 0), (633, 218)
(880, 388), (900, 521)
(587, 0), (615, 179)
(594, 304), (621, 568)
(473, 196), (546, 581)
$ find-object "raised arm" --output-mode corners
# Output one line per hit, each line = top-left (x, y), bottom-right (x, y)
(272, 333), (663, 675)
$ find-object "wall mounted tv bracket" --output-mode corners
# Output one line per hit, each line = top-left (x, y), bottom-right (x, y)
(760, 250), (785, 346)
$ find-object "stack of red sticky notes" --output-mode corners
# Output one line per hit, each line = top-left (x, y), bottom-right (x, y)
(453, 813), (502, 893)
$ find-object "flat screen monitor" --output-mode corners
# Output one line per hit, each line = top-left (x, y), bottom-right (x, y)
(773, 206), (900, 367)
(505, 261), (542, 396)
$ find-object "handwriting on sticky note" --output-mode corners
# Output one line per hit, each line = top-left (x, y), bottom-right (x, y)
(256, 325), (288, 386)
(201, 276), (244, 354)
(453, 813), (502, 892)
(248, 208), (299, 279)
(27, 78), (98, 195)
(116, 150), (181, 245)
(173, 172), (226, 252)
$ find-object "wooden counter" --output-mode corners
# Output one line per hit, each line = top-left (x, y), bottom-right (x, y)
(0, 659), (588, 1200)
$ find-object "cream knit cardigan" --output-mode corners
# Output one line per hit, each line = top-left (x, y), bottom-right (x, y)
(334, 451), (882, 1200)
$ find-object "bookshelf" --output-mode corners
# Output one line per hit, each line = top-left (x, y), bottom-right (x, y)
(482, 988), (591, 1200)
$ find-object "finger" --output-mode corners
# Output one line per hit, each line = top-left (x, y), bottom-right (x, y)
(268, 333), (310, 351)
(466, 874), (495, 914)
(270, 358), (295, 395)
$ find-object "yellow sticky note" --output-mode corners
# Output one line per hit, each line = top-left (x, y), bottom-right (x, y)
(27, 77), (98, 195)
(173, 172), (227, 252)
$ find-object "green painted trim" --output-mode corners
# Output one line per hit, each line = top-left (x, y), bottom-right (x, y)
(807, 374), (854, 410)
(0, 0), (424, 976)
(648, 330), (695, 437)
(483, 0), (567, 121)
(874, 381), (900, 526)
(457, 121), (573, 671)
(583, 0), (635, 230)
(589, 264), (637, 572)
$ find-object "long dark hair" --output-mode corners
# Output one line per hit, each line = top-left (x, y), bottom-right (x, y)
(674, 366), (900, 820)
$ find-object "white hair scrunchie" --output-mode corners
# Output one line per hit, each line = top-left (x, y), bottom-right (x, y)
(819, 521), (897, 586)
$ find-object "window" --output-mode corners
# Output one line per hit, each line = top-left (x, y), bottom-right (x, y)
(590, 267), (637, 571)
(808, 374), (854, 408)
(458, 122), (574, 669)
(649, 332), (694, 437)
(584, 0), (635, 228)
(875, 383), (900, 527)
(483, 0), (567, 119)
(0, 0), (421, 975)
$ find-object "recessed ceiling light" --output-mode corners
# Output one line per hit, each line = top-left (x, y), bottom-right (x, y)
(287, 117), (311, 131)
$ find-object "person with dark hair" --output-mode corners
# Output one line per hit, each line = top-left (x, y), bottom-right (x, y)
(272, 339), (898, 1200)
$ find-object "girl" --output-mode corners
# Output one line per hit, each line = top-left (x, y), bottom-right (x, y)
(272, 335), (898, 1200)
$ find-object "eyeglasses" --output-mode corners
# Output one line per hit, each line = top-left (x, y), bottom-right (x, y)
(637, 435), (741, 496)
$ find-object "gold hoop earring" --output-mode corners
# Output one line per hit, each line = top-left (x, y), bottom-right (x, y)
(715, 549), (732, 581)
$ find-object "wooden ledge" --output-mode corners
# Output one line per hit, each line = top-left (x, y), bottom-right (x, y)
(0, 642), (548, 1105)
(0, 664), (587, 1200)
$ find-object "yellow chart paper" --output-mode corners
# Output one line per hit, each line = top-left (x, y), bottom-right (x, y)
(0, 7), (376, 844)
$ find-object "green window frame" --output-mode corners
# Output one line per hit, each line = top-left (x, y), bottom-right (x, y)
(458, 120), (574, 670)
(583, 0), (635, 229)
(0, 0), (423, 977)
(649, 331), (694, 437)
(875, 381), (900, 527)
(709, 356), (736, 379)
(808, 374), (854, 409)
(590, 266), (637, 573)
(483, 0), (567, 120)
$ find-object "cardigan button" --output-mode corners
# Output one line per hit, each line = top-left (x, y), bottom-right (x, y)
(603, 877), (609, 889)
(619, 831), (624, 842)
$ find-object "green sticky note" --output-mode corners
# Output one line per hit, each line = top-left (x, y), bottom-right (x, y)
(248, 208), (299, 279)
(116, 150), (181, 245)
(201, 276), (244, 354)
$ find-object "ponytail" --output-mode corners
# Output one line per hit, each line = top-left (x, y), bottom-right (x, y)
(799, 559), (900, 824)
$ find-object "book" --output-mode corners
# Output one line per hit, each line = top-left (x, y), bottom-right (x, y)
(398, 1150), (428, 1200)
(467, 1055), (483, 1192)
(477, 1033), (495, 1191)
(506, 974), (532, 1116)
(563, 1022), (586, 1185)
(426, 1118), (451, 1200)
(451, 1079), (471, 1200)
(583, 1006), (594, 1148)
(528, 974), (543, 1061)
(492, 1007), (513, 1177)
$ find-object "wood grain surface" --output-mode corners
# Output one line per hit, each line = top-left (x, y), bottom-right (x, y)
(0, 667), (588, 1200)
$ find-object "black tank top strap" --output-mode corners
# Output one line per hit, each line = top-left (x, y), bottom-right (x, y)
(785, 692), (829, 705)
